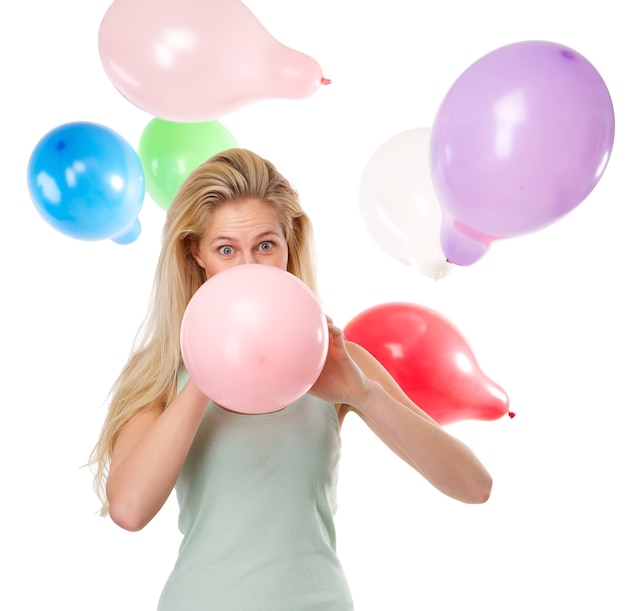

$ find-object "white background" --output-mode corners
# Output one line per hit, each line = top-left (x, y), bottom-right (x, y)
(2, 1), (624, 609)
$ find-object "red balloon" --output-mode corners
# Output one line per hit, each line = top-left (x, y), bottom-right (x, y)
(344, 303), (510, 425)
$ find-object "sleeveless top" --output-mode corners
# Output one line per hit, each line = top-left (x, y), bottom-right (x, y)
(157, 369), (354, 611)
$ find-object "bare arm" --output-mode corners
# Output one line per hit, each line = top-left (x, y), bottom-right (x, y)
(106, 379), (208, 531)
(310, 319), (492, 504)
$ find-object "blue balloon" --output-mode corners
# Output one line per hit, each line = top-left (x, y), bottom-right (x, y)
(27, 122), (145, 243)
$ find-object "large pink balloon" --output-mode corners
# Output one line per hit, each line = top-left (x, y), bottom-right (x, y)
(430, 40), (615, 266)
(98, 0), (327, 122)
(180, 265), (329, 414)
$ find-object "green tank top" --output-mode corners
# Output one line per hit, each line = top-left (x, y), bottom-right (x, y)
(157, 369), (354, 610)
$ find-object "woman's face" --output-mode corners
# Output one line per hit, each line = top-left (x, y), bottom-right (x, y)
(191, 199), (289, 278)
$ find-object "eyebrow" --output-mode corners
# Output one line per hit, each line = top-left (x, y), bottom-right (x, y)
(208, 230), (283, 245)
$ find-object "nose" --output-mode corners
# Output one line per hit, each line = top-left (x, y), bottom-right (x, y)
(242, 251), (260, 265)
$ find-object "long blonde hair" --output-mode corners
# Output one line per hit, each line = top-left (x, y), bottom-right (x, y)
(89, 148), (319, 515)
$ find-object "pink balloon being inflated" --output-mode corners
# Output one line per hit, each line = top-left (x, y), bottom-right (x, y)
(430, 40), (615, 266)
(180, 264), (329, 414)
(98, 0), (328, 122)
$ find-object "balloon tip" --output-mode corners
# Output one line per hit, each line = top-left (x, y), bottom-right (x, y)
(321, 77), (332, 85)
(508, 411), (516, 419)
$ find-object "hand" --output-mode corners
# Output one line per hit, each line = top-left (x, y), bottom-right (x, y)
(308, 316), (372, 406)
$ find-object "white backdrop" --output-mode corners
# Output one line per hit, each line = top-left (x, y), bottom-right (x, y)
(2, 1), (624, 609)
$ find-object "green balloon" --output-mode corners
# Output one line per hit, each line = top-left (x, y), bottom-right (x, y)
(138, 118), (238, 211)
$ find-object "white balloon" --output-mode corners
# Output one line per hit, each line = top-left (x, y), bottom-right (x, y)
(359, 128), (453, 280)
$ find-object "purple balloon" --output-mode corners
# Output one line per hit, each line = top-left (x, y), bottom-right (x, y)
(430, 40), (615, 266)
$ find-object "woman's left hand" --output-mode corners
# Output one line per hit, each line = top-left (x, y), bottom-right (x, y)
(308, 316), (372, 407)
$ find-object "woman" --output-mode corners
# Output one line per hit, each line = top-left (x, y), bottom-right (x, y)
(90, 148), (492, 610)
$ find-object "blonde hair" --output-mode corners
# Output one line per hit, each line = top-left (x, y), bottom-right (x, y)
(89, 148), (319, 515)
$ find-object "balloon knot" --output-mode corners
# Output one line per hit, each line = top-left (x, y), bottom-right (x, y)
(508, 411), (516, 419)
(321, 77), (332, 85)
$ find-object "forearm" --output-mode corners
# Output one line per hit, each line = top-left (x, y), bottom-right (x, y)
(352, 381), (493, 504)
(106, 382), (208, 530)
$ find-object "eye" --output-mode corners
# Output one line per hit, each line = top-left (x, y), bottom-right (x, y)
(218, 245), (234, 255)
(258, 241), (274, 252)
